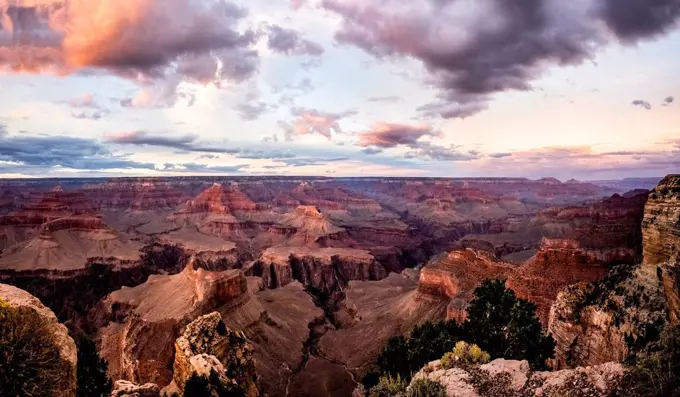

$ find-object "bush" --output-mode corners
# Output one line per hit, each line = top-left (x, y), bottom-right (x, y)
(407, 378), (446, 397)
(76, 336), (112, 397)
(621, 325), (680, 397)
(464, 279), (555, 370)
(369, 374), (408, 397)
(441, 341), (490, 369)
(0, 299), (70, 397)
(372, 278), (555, 384)
(373, 321), (463, 384)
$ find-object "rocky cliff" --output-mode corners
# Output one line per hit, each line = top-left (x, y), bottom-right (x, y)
(97, 262), (249, 386)
(172, 312), (260, 396)
(0, 284), (78, 397)
(642, 175), (680, 323)
(548, 175), (678, 369)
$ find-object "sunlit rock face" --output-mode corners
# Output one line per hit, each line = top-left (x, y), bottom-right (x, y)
(642, 175), (680, 323)
(547, 175), (679, 369)
(97, 262), (249, 386)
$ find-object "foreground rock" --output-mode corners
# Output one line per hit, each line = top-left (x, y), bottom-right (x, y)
(409, 359), (624, 397)
(110, 380), (160, 397)
(172, 312), (260, 396)
(0, 283), (78, 397)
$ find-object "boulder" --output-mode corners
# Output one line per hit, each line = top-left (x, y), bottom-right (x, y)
(173, 312), (260, 397)
(110, 380), (160, 397)
(0, 283), (78, 397)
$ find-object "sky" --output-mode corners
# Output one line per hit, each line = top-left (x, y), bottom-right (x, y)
(0, 0), (678, 180)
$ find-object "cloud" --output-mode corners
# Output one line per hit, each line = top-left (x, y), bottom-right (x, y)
(234, 101), (278, 120)
(266, 24), (324, 56)
(162, 162), (247, 174)
(58, 93), (111, 119)
(280, 107), (357, 140)
(367, 96), (401, 103)
(632, 99), (652, 109)
(322, 0), (680, 119)
(105, 130), (298, 160)
(664, 96), (675, 104)
(357, 122), (440, 148)
(362, 147), (383, 155)
(0, 128), (155, 172)
(0, 0), (260, 103)
(71, 109), (110, 120)
(406, 142), (480, 162)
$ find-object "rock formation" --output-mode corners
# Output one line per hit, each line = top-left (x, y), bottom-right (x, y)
(0, 283), (78, 397)
(642, 175), (680, 323)
(547, 175), (678, 369)
(110, 381), (161, 397)
(403, 358), (624, 397)
(172, 312), (260, 396)
(97, 262), (249, 386)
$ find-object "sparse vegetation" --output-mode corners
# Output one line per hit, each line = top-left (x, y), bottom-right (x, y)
(406, 378), (446, 397)
(0, 298), (70, 397)
(368, 278), (554, 390)
(369, 374), (408, 397)
(621, 325), (680, 397)
(440, 341), (490, 369)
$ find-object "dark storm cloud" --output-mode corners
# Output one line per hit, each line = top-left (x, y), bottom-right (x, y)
(266, 25), (324, 56)
(632, 99), (653, 109)
(322, 0), (680, 118)
(600, 0), (680, 41)
(0, 130), (155, 171)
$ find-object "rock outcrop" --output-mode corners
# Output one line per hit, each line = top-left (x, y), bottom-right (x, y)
(255, 247), (388, 300)
(0, 283), (78, 397)
(642, 175), (680, 323)
(407, 359), (624, 397)
(547, 176), (678, 369)
(172, 312), (260, 396)
(110, 381), (161, 397)
(98, 262), (249, 386)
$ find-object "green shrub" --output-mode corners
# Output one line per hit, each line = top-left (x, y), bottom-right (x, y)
(441, 341), (490, 369)
(0, 299), (70, 397)
(369, 374), (408, 397)
(406, 378), (446, 397)
(464, 279), (555, 370)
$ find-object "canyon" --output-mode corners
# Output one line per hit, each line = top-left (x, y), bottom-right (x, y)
(0, 175), (670, 397)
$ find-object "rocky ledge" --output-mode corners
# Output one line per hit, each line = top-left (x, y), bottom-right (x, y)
(400, 358), (625, 397)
